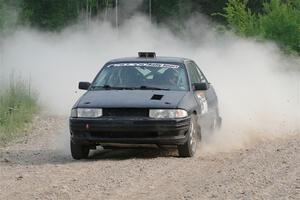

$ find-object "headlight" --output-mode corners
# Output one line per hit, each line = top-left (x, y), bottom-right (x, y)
(71, 108), (103, 118)
(149, 109), (188, 119)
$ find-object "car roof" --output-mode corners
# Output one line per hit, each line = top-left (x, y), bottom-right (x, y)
(107, 56), (192, 64)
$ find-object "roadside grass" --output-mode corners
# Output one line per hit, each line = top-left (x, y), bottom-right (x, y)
(0, 75), (38, 145)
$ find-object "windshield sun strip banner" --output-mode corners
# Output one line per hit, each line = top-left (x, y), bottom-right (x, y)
(108, 63), (180, 68)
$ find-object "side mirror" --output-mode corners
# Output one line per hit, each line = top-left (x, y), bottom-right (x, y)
(79, 82), (91, 90)
(193, 82), (209, 91)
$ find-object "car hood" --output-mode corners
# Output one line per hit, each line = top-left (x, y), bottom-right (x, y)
(75, 90), (188, 108)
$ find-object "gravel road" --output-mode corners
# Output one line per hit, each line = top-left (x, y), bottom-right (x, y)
(0, 115), (299, 200)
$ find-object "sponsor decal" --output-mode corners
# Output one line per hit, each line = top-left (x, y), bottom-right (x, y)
(108, 63), (180, 68)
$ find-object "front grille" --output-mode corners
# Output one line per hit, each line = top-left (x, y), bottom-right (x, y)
(103, 108), (149, 117)
(89, 131), (158, 138)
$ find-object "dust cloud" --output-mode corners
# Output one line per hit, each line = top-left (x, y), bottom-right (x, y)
(0, 15), (299, 152)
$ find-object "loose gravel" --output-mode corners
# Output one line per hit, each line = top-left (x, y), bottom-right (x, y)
(0, 115), (299, 200)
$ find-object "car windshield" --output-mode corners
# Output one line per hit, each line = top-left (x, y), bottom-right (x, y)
(91, 63), (189, 91)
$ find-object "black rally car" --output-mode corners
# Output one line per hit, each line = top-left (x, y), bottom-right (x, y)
(69, 52), (221, 159)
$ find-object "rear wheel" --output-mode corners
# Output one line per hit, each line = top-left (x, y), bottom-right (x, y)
(70, 140), (90, 160)
(216, 116), (222, 130)
(178, 116), (200, 157)
(209, 112), (222, 134)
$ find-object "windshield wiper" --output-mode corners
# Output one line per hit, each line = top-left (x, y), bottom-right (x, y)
(91, 85), (122, 90)
(91, 85), (135, 90)
(139, 85), (170, 91)
(91, 85), (169, 91)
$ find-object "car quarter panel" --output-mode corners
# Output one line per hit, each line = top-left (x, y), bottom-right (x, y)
(176, 92), (201, 115)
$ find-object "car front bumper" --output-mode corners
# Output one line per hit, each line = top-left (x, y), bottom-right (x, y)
(69, 116), (191, 145)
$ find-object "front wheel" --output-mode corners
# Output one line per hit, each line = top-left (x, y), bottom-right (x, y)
(178, 116), (200, 157)
(70, 140), (90, 160)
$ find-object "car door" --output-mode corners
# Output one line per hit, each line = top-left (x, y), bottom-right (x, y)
(186, 61), (218, 126)
(192, 62), (218, 116)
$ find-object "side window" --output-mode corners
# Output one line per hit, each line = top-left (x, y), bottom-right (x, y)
(187, 62), (201, 84)
(192, 62), (207, 83)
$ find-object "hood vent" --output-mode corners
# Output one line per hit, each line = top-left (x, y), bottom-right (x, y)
(151, 94), (163, 100)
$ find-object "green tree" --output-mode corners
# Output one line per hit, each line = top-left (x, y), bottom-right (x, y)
(20, 0), (79, 31)
(223, 0), (259, 36)
(223, 0), (300, 53)
(0, 0), (19, 34)
(259, 0), (300, 52)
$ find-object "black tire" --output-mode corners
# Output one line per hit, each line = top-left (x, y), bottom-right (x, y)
(216, 116), (222, 130)
(178, 116), (200, 157)
(209, 113), (222, 134)
(70, 140), (90, 160)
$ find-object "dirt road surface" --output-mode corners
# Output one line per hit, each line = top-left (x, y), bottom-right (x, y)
(0, 115), (299, 200)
